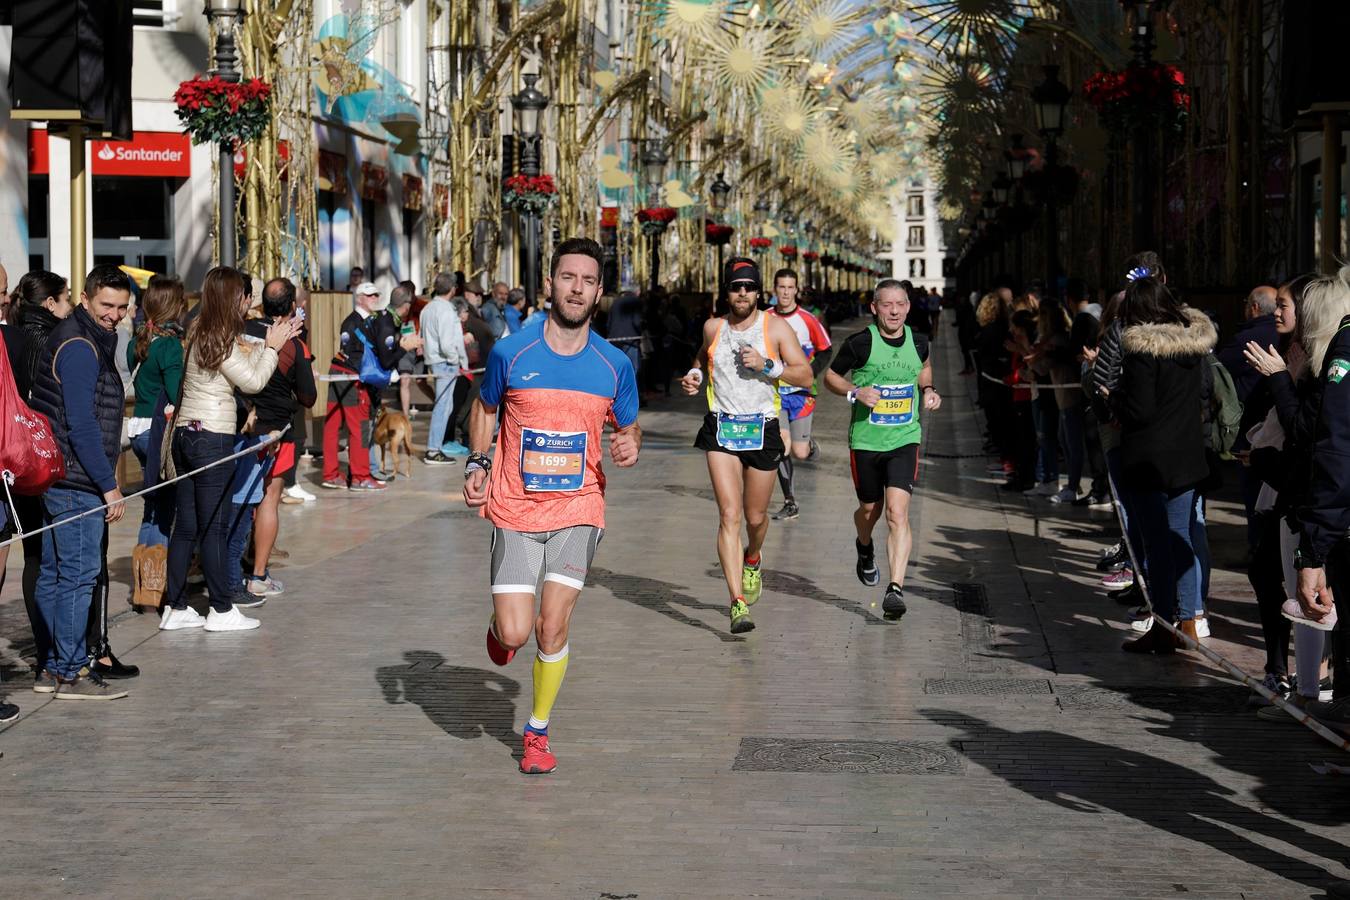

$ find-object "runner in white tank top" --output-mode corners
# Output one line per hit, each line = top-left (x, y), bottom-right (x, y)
(681, 256), (813, 635)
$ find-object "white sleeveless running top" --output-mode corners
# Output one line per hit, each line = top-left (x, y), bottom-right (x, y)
(705, 311), (781, 415)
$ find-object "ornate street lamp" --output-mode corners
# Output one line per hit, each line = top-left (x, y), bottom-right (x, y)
(980, 190), (998, 222)
(205, 0), (244, 266)
(992, 173), (1011, 205)
(1005, 133), (1028, 183)
(640, 138), (670, 291)
(753, 197), (771, 215)
(709, 171), (732, 213)
(1032, 64), (1072, 294)
(511, 72), (549, 305)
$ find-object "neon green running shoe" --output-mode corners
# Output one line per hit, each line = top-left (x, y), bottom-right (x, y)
(729, 599), (755, 634)
(742, 564), (763, 606)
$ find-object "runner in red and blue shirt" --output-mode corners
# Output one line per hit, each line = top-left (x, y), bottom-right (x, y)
(464, 237), (641, 775)
(769, 267), (833, 520)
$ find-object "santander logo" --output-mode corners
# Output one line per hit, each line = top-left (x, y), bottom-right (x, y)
(93, 142), (185, 164)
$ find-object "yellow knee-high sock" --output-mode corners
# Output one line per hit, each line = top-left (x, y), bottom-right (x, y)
(527, 645), (569, 734)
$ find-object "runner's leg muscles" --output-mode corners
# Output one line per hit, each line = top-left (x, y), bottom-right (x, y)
(884, 486), (914, 587)
(743, 466), (777, 559)
(855, 501), (882, 545)
(708, 452), (748, 600)
(492, 593), (538, 649)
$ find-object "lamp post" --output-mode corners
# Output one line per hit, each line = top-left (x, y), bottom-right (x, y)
(1004, 136), (1030, 286)
(205, 0), (244, 267)
(510, 72), (549, 306)
(1032, 64), (1071, 295)
(803, 219), (817, 292)
(640, 138), (669, 291)
(709, 171), (732, 296)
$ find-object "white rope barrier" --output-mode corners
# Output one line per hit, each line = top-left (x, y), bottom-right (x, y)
(0, 426), (290, 551)
(1106, 473), (1350, 753)
(978, 369), (1083, 390)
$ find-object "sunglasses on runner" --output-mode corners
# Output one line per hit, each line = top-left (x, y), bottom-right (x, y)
(728, 281), (758, 293)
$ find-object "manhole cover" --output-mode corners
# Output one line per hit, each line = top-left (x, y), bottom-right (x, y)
(1055, 684), (1249, 715)
(732, 738), (964, 775)
(952, 582), (989, 615)
(924, 678), (1052, 696)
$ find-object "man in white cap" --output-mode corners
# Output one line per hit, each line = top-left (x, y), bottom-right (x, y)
(323, 281), (411, 491)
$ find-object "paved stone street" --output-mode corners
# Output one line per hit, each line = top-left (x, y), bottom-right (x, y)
(2, 321), (1348, 899)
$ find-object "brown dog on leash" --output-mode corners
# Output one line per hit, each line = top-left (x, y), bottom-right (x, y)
(373, 407), (414, 479)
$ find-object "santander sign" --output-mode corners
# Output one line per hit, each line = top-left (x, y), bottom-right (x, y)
(28, 129), (192, 178)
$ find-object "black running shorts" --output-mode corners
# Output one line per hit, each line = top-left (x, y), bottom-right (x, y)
(850, 443), (920, 502)
(693, 412), (785, 472)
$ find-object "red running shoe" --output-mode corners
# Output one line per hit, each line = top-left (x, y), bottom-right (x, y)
(520, 731), (557, 775)
(485, 620), (515, 666)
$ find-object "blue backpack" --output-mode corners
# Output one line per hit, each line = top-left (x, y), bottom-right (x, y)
(354, 327), (392, 389)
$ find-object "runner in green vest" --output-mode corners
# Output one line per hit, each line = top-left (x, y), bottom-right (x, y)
(824, 279), (941, 618)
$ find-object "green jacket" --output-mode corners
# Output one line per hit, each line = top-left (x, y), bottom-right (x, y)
(128, 333), (184, 416)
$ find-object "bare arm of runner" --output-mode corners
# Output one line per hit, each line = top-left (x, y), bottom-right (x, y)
(680, 318), (718, 395)
(609, 421), (642, 467)
(463, 397), (498, 507)
(918, 357), (941, 411)
(738, 316), (811, 389)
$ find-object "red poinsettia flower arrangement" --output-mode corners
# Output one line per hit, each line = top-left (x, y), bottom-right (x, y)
(637, 206), (677, 235)
(748, 237), (772, 250)
(802, 250), (820, 262)
(1082, 63), (1190, 135)
(174, 75), (272, 145)
(503, 174), (559, 215)
(779, 245), (798, 258)
(705, 223), (734, 245)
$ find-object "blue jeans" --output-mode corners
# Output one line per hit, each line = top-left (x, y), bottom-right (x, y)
(226, 503), (256, 594)
(1033, 393), (1059, 483)
(37, 487), (104, 679)
(427, 362), (458, 457)
(1059, 403), (1087, 496)
(1133, 487), (1202, 623)
(1192, 493), (1211, 604)
(164, 428), (237, 614)
(130, 429), (175, 547)
(1105, 448), (1146, 582)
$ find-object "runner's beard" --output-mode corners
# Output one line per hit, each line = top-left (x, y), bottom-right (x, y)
(551, 294), (596, 329)
(729, 295), (758, 320)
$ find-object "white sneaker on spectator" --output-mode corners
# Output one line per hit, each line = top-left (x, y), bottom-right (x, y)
(204, 607), (261, 632)
(159, 606), (206, 630)
(1130, 614), (1154, 633)
(285, 484), (316, 503)
(1047, 488), (1077, 504)
(1194, 615), (1210, 639)
(247, 573), (284, 597)
(1023, 481), (1059, 497)
(1281, 598), (1338, 631)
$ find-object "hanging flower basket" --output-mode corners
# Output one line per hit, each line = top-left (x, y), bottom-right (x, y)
(1082, 63), (1190, 137)
(705, 223), (734, 246)
(503, 174), (558, 216)
(749, 237), (772, 250)
(173, 76), (272, 146)
(779, 245), (798, 259)
(802, 250), (820, 262)
(637, 206), (677, 235)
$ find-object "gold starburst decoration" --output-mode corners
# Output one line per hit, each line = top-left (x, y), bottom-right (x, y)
(790, 0), (866, 56)
(760, 83), (822, 145)
(650, 0), (729, 45)
(707, 23), (781, 94)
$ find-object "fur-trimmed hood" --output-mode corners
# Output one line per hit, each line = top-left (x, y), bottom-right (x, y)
(1121, 306), (1217, 358)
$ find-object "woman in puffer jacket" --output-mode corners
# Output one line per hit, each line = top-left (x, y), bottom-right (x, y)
(1113, 275), (1217, 654)
(157, 267), (301, 633)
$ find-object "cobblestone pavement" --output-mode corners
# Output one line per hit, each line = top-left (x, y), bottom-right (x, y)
(2, 319), (1348, 899)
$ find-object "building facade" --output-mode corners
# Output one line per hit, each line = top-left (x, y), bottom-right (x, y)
(888, 172), (951, 295)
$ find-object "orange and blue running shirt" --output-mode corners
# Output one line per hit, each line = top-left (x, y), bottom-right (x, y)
(773, 305), (832, 421)
(479, 324), (638, 533)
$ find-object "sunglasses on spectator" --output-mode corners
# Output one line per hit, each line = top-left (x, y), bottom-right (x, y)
(729, 281), (758, 293)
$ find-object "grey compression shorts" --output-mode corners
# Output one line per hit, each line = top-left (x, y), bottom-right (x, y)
(779, 409), (813, 444)
(490, 525), (603, 594)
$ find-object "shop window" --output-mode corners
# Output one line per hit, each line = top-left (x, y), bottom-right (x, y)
(317, 189), (349, 290)
(92, 178), (171, 240)
(133, 0), (180, 29)
(362, 197), (377, 277)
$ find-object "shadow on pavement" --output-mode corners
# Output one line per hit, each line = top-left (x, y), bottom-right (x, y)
(589, 566), (745, 643)
(925, 710), (1350, 892)
(376, 650), (521, 754)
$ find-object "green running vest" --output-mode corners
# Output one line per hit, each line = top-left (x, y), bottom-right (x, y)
(848, 324), (924, 452)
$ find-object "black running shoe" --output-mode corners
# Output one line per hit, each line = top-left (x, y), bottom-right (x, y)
(0, 701), (18, 724)
(772, 499), (800, 520)
(1096, 542), (1127, 572)
(883, 583), (907, 618)
(856, 539), (880, 586)
(806, 439), (821, 462)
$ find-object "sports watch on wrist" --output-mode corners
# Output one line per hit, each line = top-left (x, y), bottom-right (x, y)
(464, 452), (492, 478)
(1293, 548), (1323, 570)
